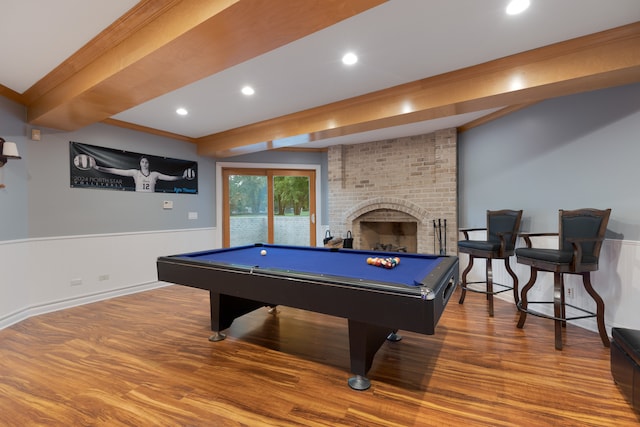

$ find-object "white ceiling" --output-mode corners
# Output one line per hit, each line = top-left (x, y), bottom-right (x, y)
(1, 0), (639, 149)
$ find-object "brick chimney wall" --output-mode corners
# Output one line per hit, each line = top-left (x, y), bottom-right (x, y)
(327, 128), (457, 255)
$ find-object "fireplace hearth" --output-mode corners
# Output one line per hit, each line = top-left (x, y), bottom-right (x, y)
(372, 243), (408, 252)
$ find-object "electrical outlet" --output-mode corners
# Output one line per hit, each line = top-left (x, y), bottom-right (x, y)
(567, 287), (574, 299)
(70, 278), (82, 286)
(99, 274), (109, 281)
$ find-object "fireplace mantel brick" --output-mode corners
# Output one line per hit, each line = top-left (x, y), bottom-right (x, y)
(328, 128), (457, 255)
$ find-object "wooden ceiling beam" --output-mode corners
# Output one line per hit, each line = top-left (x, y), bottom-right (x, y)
(26, 0), (386, 131)
(457, 103), (539, 133)
(198, 22), (640, 157)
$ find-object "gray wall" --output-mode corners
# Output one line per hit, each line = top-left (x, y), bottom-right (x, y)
(0, 97), (216, 240)
(28, 123), (216, 237)
(458, 82), (640, 240)
(0, 97), (29, 240)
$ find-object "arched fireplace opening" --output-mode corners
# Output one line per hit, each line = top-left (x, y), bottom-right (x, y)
(358, 211), (418, 253)
(343, 198), (429, 253)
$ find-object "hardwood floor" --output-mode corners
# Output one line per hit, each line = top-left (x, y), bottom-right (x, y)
(0, 285), (637, 426)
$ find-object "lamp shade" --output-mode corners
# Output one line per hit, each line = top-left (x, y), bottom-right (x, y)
(2, 141), (21, 159)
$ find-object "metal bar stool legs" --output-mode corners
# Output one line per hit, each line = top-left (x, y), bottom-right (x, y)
(459, 255), (499, 316)
(581, 272), (610, 348)
(460, 256), (517, 317)
(458, 255), (474, 306)
(517, 269), (610, 350)
(504, 259), (520, 305)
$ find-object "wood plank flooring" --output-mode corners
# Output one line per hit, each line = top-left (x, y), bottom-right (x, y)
(0, 285), (637, 426)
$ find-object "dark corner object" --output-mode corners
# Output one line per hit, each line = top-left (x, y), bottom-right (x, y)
(611, 328), (640, 413)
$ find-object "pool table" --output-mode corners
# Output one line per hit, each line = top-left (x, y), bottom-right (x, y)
(157, 243), (459, 390)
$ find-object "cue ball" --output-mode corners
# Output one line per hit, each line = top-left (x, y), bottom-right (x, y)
(260, 249), (267, 256)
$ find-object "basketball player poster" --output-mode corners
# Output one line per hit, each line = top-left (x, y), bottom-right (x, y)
(70, 142), (198, 194)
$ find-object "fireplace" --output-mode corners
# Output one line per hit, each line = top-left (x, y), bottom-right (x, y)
(360, 221), (417, 252)
(327, 129), (457, 255)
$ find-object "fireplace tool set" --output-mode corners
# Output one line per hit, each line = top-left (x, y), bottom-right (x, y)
(433, 218), (447, 255)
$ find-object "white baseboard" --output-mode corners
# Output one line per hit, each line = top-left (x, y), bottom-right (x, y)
(0, 228), (217, 331)
(0, 281), (168, 330)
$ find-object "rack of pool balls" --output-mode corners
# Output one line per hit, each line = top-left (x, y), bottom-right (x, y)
(366, 256), (400, 269)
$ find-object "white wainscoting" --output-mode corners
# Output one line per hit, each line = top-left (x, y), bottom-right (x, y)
(0, 228), (217, 330)
(459, 236), (640, 335)
(4, 231), (637, 335)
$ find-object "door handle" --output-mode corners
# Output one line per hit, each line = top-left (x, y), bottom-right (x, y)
(311, 213), (315, 224)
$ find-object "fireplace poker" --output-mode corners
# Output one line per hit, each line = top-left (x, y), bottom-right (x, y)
(433, 220), (436, 253)
(438, 218), (443, 255)
(443, 218), (447, 255)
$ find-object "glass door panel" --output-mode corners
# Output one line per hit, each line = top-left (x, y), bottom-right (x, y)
(272, 173), (311, 246)
(225, 171), (267, 247)
(223, 168), (316, 247)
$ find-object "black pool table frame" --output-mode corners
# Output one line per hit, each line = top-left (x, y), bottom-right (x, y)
(157, 251), (458, 390)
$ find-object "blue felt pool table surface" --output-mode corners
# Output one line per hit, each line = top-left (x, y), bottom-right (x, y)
(180, 244), (445, 288)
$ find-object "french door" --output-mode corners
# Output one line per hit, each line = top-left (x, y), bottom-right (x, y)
(222, 168), (316, 247)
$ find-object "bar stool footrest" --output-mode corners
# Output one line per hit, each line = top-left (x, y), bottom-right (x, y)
(516, 301), (597, 322)
(460, 281), (514, 296)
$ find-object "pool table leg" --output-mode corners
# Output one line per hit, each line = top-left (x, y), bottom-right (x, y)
(209, 331), (226, 342)
(387, 331), (403, 342)
(208, 292), (270, 342)
(347, 319), (397, 391)
(348, 375), (371, 391)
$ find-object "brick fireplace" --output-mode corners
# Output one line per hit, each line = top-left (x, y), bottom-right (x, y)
(327, 128), (457, 255)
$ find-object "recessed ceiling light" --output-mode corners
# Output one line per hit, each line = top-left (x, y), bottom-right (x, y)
(176, 107), (188, 116)
(506, 0), (530, 15)
(509, 75), (524, 91)
(342, 52), (358, 66)
(241, 86), (255, 96)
